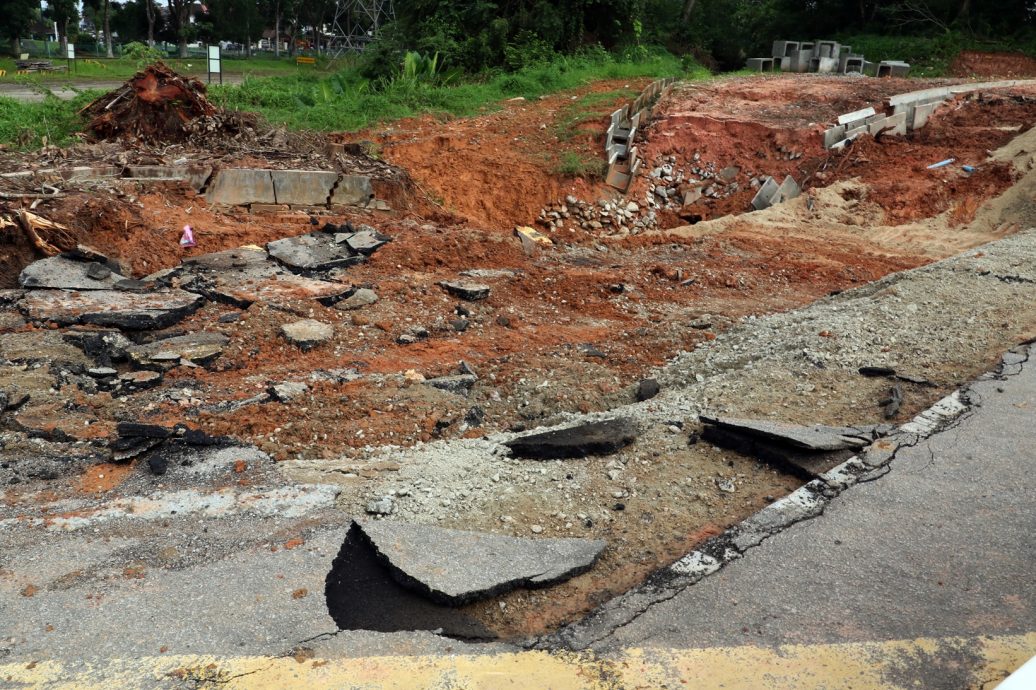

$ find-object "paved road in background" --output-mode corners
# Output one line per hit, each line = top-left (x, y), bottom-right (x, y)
(0, 75), (245, 102)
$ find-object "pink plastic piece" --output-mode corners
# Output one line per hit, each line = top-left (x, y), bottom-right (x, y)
(179, 224), (197, 248)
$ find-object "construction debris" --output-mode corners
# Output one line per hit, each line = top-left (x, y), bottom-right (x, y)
(506, 419), (640, 459)
(81, 62), (255, 144)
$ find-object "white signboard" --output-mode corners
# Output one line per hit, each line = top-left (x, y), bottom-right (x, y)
(207, 45), (221, 73)
(66, 43), (75, 59)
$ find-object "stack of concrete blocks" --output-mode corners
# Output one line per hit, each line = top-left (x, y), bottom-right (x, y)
(751, 174), (801, 211)
(819, 79), (1036, 151)
(605, 77), (677, 193)
(747, 39), (906, 76)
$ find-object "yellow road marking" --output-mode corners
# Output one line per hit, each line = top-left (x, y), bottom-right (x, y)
(2, 633), (1034, 689)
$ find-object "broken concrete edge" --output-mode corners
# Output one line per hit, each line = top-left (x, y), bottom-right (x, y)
(349, 520), (608, 607)
(604, 77), (679, 191)
(525, 350), (1026, 651)
(199, 168), (384, 209)
(823, 79), (1036, 149)
(3, 165), (214, 191)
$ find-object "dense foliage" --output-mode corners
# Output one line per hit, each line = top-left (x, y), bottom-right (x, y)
(4, 0), (1035, 68)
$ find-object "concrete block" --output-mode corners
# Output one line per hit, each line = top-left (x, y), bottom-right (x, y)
(863, 60), (877, 76)
(204, 169), (275, 205)
(911, 102), (937, 130)
(799, 42), (814, 54)
(780, 57), (792, 72)
(791, 50), (813, 72)
(751, 177), (780, 211)
(845, 125), (868, 140)
(867, 116), (888, 135)
(837, 107), (876, 126)
(605, 166), (631, 192)
(823, 125), (846, 149)
(746, 58), (775, 72)
(330, 174), (374, 207)
(777, 175), (800, 203)
(877, 60), (910, 78)
(123, 165), (212, 191)
(771, 41), (799, 58)
(270, 170), (337, 206)
(810, 57), (838, 74)
(814, 41), (839, 59)
(842, 57), (865, 73)
(884, 111), (907, 136)
(682, 187), (702, 206)
(61, 166), (123, 181)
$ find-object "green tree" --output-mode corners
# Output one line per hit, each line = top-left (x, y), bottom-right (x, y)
(43, 0), (80, 52)
(0, 0), (41, 56)
(208, 0), (263, 54)
(84, 0), (115, 57)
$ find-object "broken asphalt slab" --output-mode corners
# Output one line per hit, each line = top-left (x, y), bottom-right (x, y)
(267, 232), (367, 273)
(324, 519), (605, 638)
(18, 288), (204, 330)
(699, 416), (880, 451)
(126, 332), (229, 368)
(19, 255), (125, 290)
(505, 418), (639, 459)
(699, 416), (891, 478)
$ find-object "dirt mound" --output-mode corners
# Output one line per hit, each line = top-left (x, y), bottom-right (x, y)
(950, 51), (1036, 78)
(82, 62), (257, 144)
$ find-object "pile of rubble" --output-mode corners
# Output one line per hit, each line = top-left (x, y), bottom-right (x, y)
(537, 149), (802, 235)
(81, 62), (257, 144)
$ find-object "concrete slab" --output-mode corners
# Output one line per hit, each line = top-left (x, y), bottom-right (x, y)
(776, 175), (801, 203)
(867, 116), (888, 135)
(122, 165), (212, 190)
(330, 174), (374, 207)
(845, 125), (868, 139)
(751, 176), (780, 210)
(61, 166), (123, 181)
(271, 170), (338, 206)
(884, 111), (907, 136)
(912, 101), (938, 130)
(204, 169), (275, 206)
(746, 58), (776, 72)
(822, 125), (846, 149)
(699, 416), (874, 452)
(837, 107), (876, 126)
(346, 519), (607, 605)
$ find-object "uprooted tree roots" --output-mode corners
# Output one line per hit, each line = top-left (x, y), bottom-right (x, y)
(81, 62), (257, 144)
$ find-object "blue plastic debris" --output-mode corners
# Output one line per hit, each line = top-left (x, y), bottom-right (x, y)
(926, 158), (956, 170)
(962, 165), (976, 173)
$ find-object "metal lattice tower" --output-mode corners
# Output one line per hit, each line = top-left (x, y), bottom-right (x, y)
(328, 0), (395, 57)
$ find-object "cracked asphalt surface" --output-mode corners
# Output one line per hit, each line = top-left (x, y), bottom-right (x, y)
(583, 343), (1035, 687)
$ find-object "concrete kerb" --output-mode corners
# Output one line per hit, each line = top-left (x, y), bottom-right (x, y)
(270, 169), (339, 206)
(541, 375), (984, 651)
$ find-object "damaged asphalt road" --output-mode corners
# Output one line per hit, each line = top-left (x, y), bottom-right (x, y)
(568, 343), (1036, 689)
(2, 227), (1035, 682)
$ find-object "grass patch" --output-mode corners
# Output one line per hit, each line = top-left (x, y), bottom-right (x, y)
(0, 55), (339, 83)
(0, 50), (693, 149)
(552, 151), (607, 179)
(211, 50), (688, 133)
(0, 91), (99, 148)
